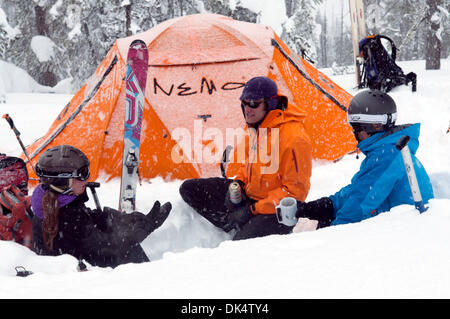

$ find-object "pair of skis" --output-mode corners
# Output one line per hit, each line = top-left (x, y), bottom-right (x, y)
(119, 39), (148, 213)
(349, 0), (367, 87)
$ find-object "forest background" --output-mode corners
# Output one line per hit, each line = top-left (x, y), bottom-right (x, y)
(0, 0), (448, 93)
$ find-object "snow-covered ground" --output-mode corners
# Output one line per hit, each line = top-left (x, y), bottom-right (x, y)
(0, 59), (449, 299)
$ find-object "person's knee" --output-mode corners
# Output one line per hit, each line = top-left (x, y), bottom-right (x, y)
(179, 179), (197, 202)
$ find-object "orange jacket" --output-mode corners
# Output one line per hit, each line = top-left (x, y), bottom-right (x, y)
(227, 104), (312, 215)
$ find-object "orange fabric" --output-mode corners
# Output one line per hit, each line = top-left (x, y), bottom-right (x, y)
(229, 104), (312, 215)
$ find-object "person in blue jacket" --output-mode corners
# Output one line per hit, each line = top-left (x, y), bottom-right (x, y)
(290, 89), (434, 228)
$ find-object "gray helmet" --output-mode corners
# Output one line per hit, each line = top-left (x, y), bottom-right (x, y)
(347, 89), (397, 134)
(36, 145), (90, 193)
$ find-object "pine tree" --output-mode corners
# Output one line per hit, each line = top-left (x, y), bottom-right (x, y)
(281, 0), (323, 62)
(1, 0), (61, 87)
(425, 0), (444, 69)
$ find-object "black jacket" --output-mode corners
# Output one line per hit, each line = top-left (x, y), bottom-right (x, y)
(32, 191), (150, 268)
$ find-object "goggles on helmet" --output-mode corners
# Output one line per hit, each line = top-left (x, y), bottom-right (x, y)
(36, 165), (90, 181)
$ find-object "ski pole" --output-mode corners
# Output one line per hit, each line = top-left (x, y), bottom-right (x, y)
(87, 182), (102, 211)
(2, 114), (38, 176)
(395, 135), (428, 213)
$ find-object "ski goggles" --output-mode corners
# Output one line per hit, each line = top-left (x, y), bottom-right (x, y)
(37, 165), (90, 181)
(349, 122), (366, 133)
(241, 99), (266, 109)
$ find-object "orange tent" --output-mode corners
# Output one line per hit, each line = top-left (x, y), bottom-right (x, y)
(24, 13), (356, 183)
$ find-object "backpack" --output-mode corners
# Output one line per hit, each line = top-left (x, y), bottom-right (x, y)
(358, 34), (417, 93)
(0, 154), (33, 249)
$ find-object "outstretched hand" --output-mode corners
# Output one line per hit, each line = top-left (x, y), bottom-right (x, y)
(146, 200), (172, 233)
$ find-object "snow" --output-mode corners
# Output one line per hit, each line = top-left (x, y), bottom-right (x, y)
(0, 58), (449, 299)
(49, 0), (63, 19)
(0, 61), (75, 96)
(239, 0), (287, 35)
(0, 60), (53, 93)
(30, 35), (57, 63)
(0, 7), (20, 39)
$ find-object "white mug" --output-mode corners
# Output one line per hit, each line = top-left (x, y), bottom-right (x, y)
(276, 197), (298, 226)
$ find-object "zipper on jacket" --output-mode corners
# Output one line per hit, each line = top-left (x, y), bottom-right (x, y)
(291, 149), (299, 173)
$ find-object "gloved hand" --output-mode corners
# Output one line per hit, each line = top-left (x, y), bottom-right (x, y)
(296, 197), (334, 228)
(145, 200), (172, 233)
(91, 208), (111, 232)
(223, 203), (254, 232)
(103, 201), (172, 245)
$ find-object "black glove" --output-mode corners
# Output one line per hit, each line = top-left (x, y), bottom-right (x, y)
(91, 208), (112, 232)
(145, 201), (172, 233)
(223, 203), (254, 232)
(101, 201), (172, 244)
(296, 197), (334, 228)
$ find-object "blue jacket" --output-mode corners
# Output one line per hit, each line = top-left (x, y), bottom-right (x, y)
(329, 123), (434, 226)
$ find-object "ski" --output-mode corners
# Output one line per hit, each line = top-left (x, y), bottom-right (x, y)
(119, 39), (149, 213)
(349, 0), (367, 87)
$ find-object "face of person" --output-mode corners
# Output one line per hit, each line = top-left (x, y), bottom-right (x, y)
(352, 128), (371, 143)
(242, 98), (267, 124)
(71, 178), (88, 196)
(350, 122), (373, 143)
(356, 130), (371, 141)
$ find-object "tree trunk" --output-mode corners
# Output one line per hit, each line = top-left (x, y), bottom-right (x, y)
(425, 0), (442, 70)
(125, 1), (132, 36)
(321, 11), (327, 67)
(34, 5), (49, 36)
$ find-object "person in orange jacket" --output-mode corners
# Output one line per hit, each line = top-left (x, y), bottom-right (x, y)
(179, 76), (312, 240)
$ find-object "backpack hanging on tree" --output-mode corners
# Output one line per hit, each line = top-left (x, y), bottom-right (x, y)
(0, 154), (33, 249)
(358, 34), (417, 92)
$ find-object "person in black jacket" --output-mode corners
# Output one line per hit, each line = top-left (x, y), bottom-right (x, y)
(31, 145), (171, 268)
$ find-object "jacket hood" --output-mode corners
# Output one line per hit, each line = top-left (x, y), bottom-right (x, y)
(258, 102), (307, 129)
(358, 123), (421, 155)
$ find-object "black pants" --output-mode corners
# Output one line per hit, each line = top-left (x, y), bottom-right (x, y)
(179, 177), (293, 240)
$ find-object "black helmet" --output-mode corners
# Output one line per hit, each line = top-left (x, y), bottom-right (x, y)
(36, 145), (90, 193)
(347, 89), (397, 134)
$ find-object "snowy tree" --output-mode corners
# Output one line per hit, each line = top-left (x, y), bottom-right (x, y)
(425, 0), (446, 69)
(0, 0), (385, 90)
(281, 0), (323, 63)
(314, 1), (353, 68)
(0, 0), (60, 86)
(363, 0), (449, 64)
(0, 6), (19, 59)
(202, 0), (257, 22)
(316, 8), (328, 66)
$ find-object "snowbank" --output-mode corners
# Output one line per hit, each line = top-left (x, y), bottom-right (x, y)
(0, 60), (74, 95)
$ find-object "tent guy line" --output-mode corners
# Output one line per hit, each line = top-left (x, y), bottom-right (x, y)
(271, 38), (348, 112)
(26, 56), (119, 163)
